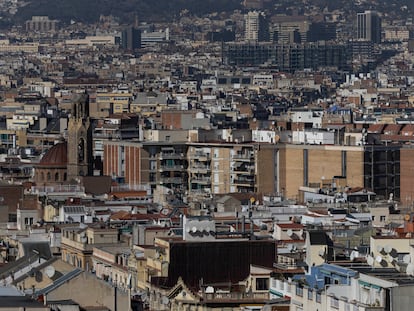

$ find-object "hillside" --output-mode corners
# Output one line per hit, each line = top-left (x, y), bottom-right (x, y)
(13, 0), (243, 24)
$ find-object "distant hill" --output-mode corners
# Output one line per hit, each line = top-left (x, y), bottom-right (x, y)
(13, 0), (243, 24)
(9, 0), (414, 26)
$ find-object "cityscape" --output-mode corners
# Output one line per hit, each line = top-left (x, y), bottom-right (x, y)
(0, 0), (414, 310)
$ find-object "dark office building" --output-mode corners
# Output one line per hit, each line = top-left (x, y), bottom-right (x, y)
(357, 10), (382, 43)
(207, 29), (235, 42)
(223, 42), (275, 66)
(223, 42), (350, 72)
(121, 26), (141, 51)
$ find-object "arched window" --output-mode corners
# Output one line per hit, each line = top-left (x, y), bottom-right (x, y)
(64, 173), (67, 181)
(47, 172), (51, 180)
(41, 172), (45, 181)
(55, 172), (59, 181)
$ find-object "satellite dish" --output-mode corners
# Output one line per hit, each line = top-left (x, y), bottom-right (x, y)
(350, 250), (359, 261)
(367, 255), (374, 266)
(287, 229), (293, 237)
(377, 245), (384, 253)
(376, 255), (383, 263)
(403, 254), (412, 264)
(45, 266), (55, 278)
(191, 226), (197, 233)
(205, 286), (214, 294)
(407, 263), (414, 276)
(161, 296), (169, 305)
(384, 245), (392, 254)
(35, 271), (43, 283)
(389, 248), (398, 258)
(386, 254), (396, 265)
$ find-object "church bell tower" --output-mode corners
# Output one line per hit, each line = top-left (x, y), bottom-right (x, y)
(67, 94), (93, 181)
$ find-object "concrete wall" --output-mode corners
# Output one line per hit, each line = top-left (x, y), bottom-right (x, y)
(279, 144), (364, 200)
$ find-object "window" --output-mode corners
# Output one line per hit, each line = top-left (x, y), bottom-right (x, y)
(380, 216), (386, 222)
(256, 278), (269, 291)
(331, 297), (339, 309)
(316, 292), (321, 303)
(308, 288), (313, 300)
(296, 285), (303, 297)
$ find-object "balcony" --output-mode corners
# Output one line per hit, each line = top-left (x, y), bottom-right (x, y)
(159, 177), (183, 184)
(159, 152), (184, 160)
(232, 164), (254, 174)
(191, 151), (210, 161)
(190, 177), (211, 185)
(232, 152), (254, 161)
(232, 177), (254, 186)
(159, 165), (184, 172)
(191, 165), (210, 174)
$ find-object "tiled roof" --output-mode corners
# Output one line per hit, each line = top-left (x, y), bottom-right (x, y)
(39, 142), (67, 166)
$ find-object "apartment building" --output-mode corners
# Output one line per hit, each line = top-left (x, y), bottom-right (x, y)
(104, 140), (278, 197)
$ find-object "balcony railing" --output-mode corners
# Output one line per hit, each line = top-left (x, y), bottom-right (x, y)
(159, 177), (184, 184)
(159, 165), (184, 171)
(202, 291), (269, 301)
(232, 153), (254, 161)
(159, 152), (185, 159)
(190, 177), (211, 184)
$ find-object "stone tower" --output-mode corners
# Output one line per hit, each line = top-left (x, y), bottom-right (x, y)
(67, 94), (93, 181)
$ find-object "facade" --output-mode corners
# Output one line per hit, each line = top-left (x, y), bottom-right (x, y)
(60, 226), (120, 271)
(121, 26), (141, 51)
(104, 140), (278, 197)
(357, 10), (382, 43)
(25, 16), (58, 32)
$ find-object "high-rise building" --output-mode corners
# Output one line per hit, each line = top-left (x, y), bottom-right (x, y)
(121, 26), (141, 51)
(357, 10), (382, 43)
(244, 11), (269, 42)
